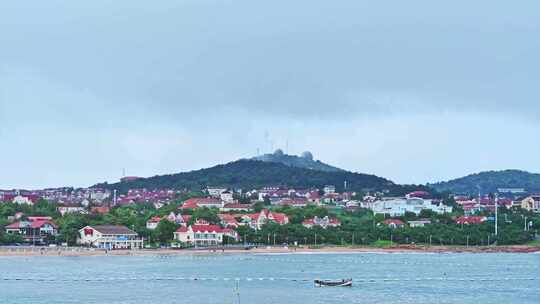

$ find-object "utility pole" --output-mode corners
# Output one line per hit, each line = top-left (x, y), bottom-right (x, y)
(466, 235), (470, 248)
(524, 216), (528, 231)
(315, 232), (317, 246)
(494, 194), (498, 236)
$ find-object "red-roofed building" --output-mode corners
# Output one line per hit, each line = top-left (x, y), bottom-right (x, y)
(180, 197), (224, 210)
(91, 206), (110, 215)
(173, 224), (238, 246)
(218, 214), (241, 228)
(455, 216), (487, 225)
(277, 198), (308, 208)
(3, 194), (40, 205)
(407, 191), (431, 199)
(302, 216), (341, 229)
(5, 217), (58, 244)
(240, 209), (289, 230)
(382, 219), (405, 229)
(146, 216), (162, 230)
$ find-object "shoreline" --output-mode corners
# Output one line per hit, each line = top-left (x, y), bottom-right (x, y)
(1, 244), (539, 257)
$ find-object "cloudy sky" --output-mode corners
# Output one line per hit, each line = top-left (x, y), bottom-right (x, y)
(1, 1), (540, 189)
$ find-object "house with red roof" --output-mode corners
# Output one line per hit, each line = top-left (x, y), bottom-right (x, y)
(77, 225), (143, 249)
(382, 219), (405, 229)
(302, 216), (341, 229)
(407, 191), (431, 199)
(146, 216), (163, 230)
(455, 216), (487, 225)
(179, 197), (224, 210)
(277, 198), (308, 208)
(240, 209), (289, 230)
(90, 206), (110, 215)
(3, 194), (40, 205)
(5, 216), (58, 244)
(218, 214), (241, 228)
(173, 223), (238, 246)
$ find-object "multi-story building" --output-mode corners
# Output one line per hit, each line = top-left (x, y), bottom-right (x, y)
(5, 216), (58, 244)
(371, 198), (452, 217)
(521, 196), (540, 213)
(77, 225), (143, 250)
(174, 224), (238, 246)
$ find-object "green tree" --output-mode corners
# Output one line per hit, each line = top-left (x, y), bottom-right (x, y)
(152, 220), (179, 243)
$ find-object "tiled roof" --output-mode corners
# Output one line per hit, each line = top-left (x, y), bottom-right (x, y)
(90, 225), (137, 235)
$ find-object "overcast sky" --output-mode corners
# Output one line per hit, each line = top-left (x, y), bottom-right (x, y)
(1, 1), (540, 189)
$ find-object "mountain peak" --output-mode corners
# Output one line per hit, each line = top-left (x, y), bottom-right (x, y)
(251, 150), (344, 172)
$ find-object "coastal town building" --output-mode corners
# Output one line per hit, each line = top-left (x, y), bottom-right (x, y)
(302, 216), (341, 229)
(173, 223), (238, 246)
(220, 203), (253, 212)
(146, 216), (162, 230)
(4, 216), (58, 244)
(57, 204), (87, 216)
(180, 197), (224, 209)
(77, 225), (143, 249)
(382, 219), (405, 229)
(90, 206), (110, 214)
(521, 196), (540, 213)
(408, 219), (431, 227)
(218, 214), (241, 228)
(207, 187), (228, 197)
(371, 198), (452, 217)
(220, 191), (234, 203)
(240, 209), (289, 230)
(455, 216), (487, 225)
(324, 185), (336, 194)
(2, 194), (40, 205)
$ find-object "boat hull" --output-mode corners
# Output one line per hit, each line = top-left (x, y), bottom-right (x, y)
(314, 279), (353, 287)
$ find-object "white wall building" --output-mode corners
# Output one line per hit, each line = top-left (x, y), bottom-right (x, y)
(220, 191), (234, 203)
(324, 185), (336, 194)
(174, 224), (238, 246)
(77, 225), (143, 249)
(371, 198), (452, 217)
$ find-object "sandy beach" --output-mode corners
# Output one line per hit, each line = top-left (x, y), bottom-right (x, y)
(1, 244), (539, 257)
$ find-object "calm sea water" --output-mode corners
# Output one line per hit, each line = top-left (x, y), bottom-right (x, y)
(0, 252), (539, 304)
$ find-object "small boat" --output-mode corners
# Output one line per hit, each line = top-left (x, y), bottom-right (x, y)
(314, 278), (353, 287)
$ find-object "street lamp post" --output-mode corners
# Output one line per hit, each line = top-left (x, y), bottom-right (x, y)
(495, 194), (499, 237)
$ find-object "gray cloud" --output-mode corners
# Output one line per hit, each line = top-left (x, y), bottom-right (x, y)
(1, 0), (540, 188)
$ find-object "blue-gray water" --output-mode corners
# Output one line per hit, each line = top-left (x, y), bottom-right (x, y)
(1, 253), (539, 304)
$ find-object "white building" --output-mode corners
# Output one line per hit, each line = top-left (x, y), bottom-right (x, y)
(408, 219), (432, 227)
(207, 187), (228, 197)
(173, 224), (238, 246)
(77, 225), (143, 249)
(521, 196), (540, 213)
(324, 185), (336, 194)
(220, 191), (234, 203)
(371, 198), (452, 217)
(57, 205), (87, 216)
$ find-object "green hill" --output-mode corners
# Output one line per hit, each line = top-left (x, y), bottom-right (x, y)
(94, 159), (427, 195)
(430, 169), (540, 195)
